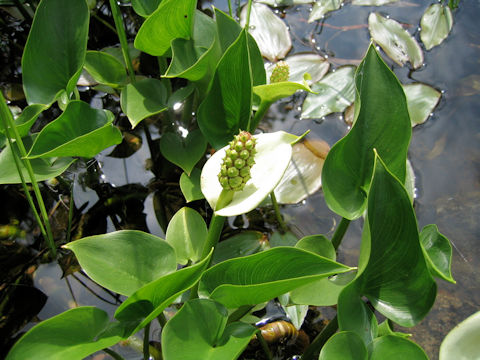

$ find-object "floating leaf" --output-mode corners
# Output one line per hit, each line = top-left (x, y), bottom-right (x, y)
(369, 335), (428, 360)
(301, 66), (356, 119)
(295, 234), (336, 260)
(212, 231), (267, 265)
(22, 0), (89, 105)
(352, 0), (400, 5)
(199, 246), (352, 308)
(201, 131), (296, 217)
(270, 231), (298, 247)
(180, 168), (204, 202)
(420, 4), (453, 51)
(25, 101), (122, 159)
(6, 307), (123, 360)
(308, 0), (342, 23)
(440, 311), (480, 360)
(265, 53), (330, 84)
(319, 331), (368, 360)
(64, 230), (176, 296)
(165, 207), (207, 265)
(403, 83), (441, 126)
(274, 139), (329, 204)
(131, 0), (160, 17)
(369, 12), (424, 69)
(159, 129), (207, 176)
(240, 3), (292, 62)
(120, 78), (168, 128)
(162, 299), (256, 360)
(84, 51), (127, 87)
(134, 0), (196, 56)
(419, 224), (455, 283)
(197, 30), (252, 149)
(321, 45), (410, 219)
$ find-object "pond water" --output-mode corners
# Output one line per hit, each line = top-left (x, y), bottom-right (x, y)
(1, 1), (479, 359)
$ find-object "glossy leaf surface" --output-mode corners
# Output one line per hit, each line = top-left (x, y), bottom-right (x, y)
(253, 80), (311, 104)
(6, 307), (123, 360)
(319, 331), (368, 360)
(26, 101), (122, 159)
(134, 0), (196, 56)
(403, 83), (441, 126)
(159, 129), (207, 176)
(64, 230), (176, 296)
(199, 247), (351, 308)
(120, 78), (168, 128)
(131, 0), (160, 17)
(197, 30), (252, 149)
(212, 231), (266, 265)
(84, 51), (127, 87)
(440, 311), (480, 360)
(420, 4), (453, 51)
(201, 131), (296, 217)
(180, 168), (204, 202)
(419, 224), (455, 283)
(162, 299), (256, 360)
(22, 0), (89, 105)
(369, 12), (424, 69)
(369, 335), (429, 360)
(165, 207), (207, 265)
(321, 45), (411, 219)
(9, 104), (47, 137)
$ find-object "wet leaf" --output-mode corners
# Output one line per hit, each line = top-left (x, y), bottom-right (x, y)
(180, 168), (204, 202)
(240, 3), (292, 62)
(120, 78), (168, 128)
(352, 0), (400, 5)
(369, 335), (428, 359)
(162, 299), (256, 360)
(420, 4), (453, 51)
(301, 66), (356, 119)
(64, 230), (176, 296)
(201, 131), (296, 217)
(369, 12), (424, 69)
(440, 311), (480, 360)
(212, 231), (267, 265)
(134, 0), (196, 56)
(321, 45), (410, 219)
(197, 30), (252, 149)
(274, 140), (329, 204)
(265, 53), (330, 84)
(319, 331), (368, 360)
(270, 231), (298, 247)
(199, 246), (352, 308)
(308, 0), (342, 23)
(84, 51), (127, 87)
(403, 83), (441, 126)
(25, 101), (122, 159)
(419, 224), (455, 283)
(5, 307), (124, 360)
(165, 207), (207, 265)
(131, 0), (160, 17)
(159, 129), (207, 176)
(22, 0), (89, 105)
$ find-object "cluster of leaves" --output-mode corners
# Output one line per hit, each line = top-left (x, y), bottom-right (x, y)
(0, 0), (461, 359)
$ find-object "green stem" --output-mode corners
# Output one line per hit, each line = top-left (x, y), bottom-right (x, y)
(227, 305), (254, 324)
(301, 315), (338, 360)
(143, 322), (150, 360)
(245, 0), (253, 30)
(66, 182), (74, 243)
(13, 0), (33, 21)
(103, 348), (126, 360)
(157, 312), (168, 328)
(249, 100), (271, 132)
(256, 330), (273, 360)
(331, 217), (351, 250)
(157, 57), (172, 97)
(228, 0), (233, 17)
(109, 0), (136, 83)
(270, 192), (288, 233)
(0, 93), (55, 256)
(92, 12), (118, 34)
(201, 214), (226, 261)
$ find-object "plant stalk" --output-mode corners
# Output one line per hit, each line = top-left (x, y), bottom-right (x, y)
(143, 322), (150, 360)
(103, 348), (126, 360)
(331, 217), (351, 250)
(301, 315), (338, 360)
(270, 192), (288, 233)
(109, 0), (136, 83)
(245, 0), (253, 30)
(256, 330), (273, 360)
(249, 100), (271, 132)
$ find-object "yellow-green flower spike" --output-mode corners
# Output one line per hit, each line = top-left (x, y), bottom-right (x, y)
(218, 131), (257, 191)
(270, 61), (289, 83)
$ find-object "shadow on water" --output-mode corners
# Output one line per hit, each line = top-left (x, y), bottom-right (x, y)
(1, 0), (479, 359)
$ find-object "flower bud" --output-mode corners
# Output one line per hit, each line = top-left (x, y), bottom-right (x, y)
(270, 61), (289, 83)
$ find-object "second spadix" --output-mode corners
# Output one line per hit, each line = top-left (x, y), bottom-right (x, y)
(201, 131), (298, 217)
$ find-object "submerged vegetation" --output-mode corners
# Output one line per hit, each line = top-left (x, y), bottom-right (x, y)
(1, 0), (476, 359)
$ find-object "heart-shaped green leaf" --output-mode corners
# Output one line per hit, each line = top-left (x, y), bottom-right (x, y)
(212, 231), (267, 265)
(319, 331), (368, 360)
(201, 131), (296, 217)
(131, 0), (160, 17)
(180, 168), (204, 202)
(440, 311), (480, 360)
(165, 207), (207, 265)
(269, 231), (298, 247)
(199, 246), (352, 308)
(6, 307), (123, 360)
(420, 4), (453, 51)
(22, 0), (89, 105)
(197, 29), (252, 149)
(84, 51), (127, 87)
(64, 230), (176, 296)
(25, 100), (122, 159)
(321, 45), (411, 219)
(162, 299), (256, 360)
(369, 335), (428, 360)
(114, 251), (212, 334)
(4, 104), (47, 137)
(420, 224), (455, 283)
(159, 129), (207, 176)
(120, 78), (168, 129)
(403, 83), (441, 126)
